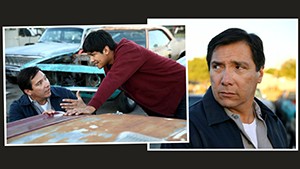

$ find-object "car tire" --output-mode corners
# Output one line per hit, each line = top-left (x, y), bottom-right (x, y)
(115, 91), (136, 113)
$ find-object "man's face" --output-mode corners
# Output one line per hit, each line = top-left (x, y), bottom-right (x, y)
(88, 46), (113, 69)
(210, 41), (263, 113)
(25, 71), (51, 102)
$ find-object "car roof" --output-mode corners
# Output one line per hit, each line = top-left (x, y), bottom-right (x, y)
(89, 24), (173, 36)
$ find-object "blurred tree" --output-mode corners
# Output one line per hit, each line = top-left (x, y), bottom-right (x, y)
(279, 59), (296, 79)
(265, 68), (281, 78)
(188, 57), (210, 83)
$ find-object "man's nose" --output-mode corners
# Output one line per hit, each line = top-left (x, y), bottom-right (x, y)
(45, 79), (50, 87)
(221, 69), (234, 86)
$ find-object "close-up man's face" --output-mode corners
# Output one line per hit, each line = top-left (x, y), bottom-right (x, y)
(26, 71), (51, 101)
(210, 41), (263, 112)
(89, 51), (108, 69)
(88, 46), (113, 69)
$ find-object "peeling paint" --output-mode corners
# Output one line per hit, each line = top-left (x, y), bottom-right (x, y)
(89, 125), (98, 129)
(7, 113), (187, 144)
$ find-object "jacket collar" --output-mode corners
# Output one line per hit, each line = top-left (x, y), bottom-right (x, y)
(202, 87), (231, 126)
(202, 86), (276, 126)
(18, 87), (60, 106)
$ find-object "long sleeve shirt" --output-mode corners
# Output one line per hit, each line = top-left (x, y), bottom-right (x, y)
(88, 38), (186, 117)
(9, 87), (77, 122)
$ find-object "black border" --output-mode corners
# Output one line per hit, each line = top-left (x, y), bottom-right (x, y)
(1, 1), (299, 167)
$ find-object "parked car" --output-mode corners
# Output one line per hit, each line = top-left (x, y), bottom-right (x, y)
(90, 24), (185, 61)
(4, 27), (44, 48)
(6, 24), (186, 113)
(5, 26), (96, 83)
(188, 93), (203, 106)
(274, 90), (296, 148)
(6, 113), (187, 144)
(255, 88), (276, 113)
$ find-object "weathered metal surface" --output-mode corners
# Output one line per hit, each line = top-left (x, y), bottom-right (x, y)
(6, 113), (187, 145)
(7, 114), (83, 139)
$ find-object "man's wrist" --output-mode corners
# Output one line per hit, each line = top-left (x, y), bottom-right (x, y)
(87, 106), (96, 115)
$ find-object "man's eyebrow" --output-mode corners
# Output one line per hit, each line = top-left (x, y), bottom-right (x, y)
(34, 79), (42, 85)
(232, 60), (250, 66)
(211, 60), (223, 65)
(34, 76), (45, 86)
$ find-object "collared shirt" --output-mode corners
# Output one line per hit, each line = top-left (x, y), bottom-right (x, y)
(28, 96), (53, 114)
(224, 100), (273, 149)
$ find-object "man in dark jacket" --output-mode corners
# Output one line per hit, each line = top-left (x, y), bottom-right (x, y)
(160, 28), (288, 149)
(8, 66), (77, 122)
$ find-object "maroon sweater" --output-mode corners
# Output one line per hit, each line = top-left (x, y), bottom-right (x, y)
(88, 38), (186, 117)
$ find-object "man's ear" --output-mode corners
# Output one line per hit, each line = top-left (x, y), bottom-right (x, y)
(257, 68), (264, 83)
(24, 89), (32, 96)
(103, 46), (110, 55)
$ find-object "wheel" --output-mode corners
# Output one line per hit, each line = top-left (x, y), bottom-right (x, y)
(115, 91), (136, 113)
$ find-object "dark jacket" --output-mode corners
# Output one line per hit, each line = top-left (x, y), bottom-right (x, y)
(162, 87), (288, 149)
(8, 87), (77, 122)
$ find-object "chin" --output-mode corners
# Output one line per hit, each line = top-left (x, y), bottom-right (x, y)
(216, 98), (237, 108)
(45, 92), (51, 97)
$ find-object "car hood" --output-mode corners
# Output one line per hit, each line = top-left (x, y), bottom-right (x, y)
(5, 42), (80, 57)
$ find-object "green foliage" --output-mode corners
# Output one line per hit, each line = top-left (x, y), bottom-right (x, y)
(279, 59), (296, 79)
(188, 57), (210, 83)
(264, 59), (296, 79)
(265, 68), (277, 75)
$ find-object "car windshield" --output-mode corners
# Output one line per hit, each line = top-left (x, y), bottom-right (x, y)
(38, 28), (83, 44)
(107, 30), (146, 47)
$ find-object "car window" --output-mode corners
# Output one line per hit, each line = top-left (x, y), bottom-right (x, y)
(107, 30), (146, 47)
(39, 28), (83, 44)
(148, 29), (170, 50)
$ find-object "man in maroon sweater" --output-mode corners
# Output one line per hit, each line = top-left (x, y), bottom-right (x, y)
(62, 30), (186, 119)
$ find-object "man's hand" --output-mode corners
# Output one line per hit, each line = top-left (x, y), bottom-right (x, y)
(64, 106), (96, 116)
(42, 109), (65, 117)
(60, 90), (86, 111)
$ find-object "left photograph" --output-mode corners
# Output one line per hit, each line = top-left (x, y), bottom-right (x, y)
(4, 24), (187, 145)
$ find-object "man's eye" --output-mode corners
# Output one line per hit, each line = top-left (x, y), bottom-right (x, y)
(212, 65), (220, 69)
(236, 65), (245, 70)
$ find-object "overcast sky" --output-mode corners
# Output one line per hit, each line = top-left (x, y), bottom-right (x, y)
(148, 18), (298, 69)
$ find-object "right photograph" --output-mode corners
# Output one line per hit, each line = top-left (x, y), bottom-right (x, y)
(148, 18), (297, 150)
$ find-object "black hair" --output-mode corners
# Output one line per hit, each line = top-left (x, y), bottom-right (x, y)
(206, 28), (265, 71)
(17, 66), (41, 94)
(82, 30), (117, 53)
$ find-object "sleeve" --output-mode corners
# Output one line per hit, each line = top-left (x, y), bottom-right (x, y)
(88, 42), (147, 109)
(8, 101), (25, 122)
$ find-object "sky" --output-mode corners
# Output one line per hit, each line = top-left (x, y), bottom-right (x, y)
(148, 18), (298, 69)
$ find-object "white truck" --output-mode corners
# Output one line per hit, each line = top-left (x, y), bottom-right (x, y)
(4, 27), (44, 48)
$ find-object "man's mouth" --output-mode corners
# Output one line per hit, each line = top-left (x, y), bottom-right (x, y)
(219, 91), (236, 97)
